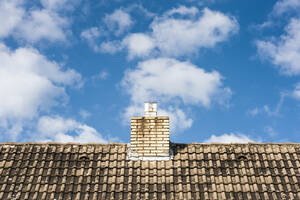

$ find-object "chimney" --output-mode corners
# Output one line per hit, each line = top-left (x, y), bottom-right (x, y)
(128, 102), (171, 160)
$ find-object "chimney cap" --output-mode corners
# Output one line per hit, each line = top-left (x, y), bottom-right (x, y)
(144, 102), (157, 116)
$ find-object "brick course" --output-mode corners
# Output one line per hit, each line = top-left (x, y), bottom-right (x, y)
(130, 116), (170, 157)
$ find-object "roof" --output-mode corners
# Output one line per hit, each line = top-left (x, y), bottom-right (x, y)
(0, 142), (299, 200)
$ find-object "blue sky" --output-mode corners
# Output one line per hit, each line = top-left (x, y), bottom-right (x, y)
(0, 0), (300, 143)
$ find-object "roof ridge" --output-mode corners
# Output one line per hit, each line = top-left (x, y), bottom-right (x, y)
(189, 142), (300, 145)
(0, 142), (299, 146)
(0, 142), (127, 145)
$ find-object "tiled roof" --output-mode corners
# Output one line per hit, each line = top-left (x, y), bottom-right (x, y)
(0, 143), (299, 200)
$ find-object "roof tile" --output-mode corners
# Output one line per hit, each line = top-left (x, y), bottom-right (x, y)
(0, 143), (299, 199)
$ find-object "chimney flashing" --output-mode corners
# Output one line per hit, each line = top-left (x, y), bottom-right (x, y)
(126, 143), (173, 161)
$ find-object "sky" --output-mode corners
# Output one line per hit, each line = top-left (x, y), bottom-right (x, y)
(0, 0), (300, 144)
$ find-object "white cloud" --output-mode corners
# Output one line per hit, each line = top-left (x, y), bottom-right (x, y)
(248, 107), (259, 116)
(264, 126), (278, 137)
(121, 58), (231, 133)
(104, 9), (133, 36)
(93, 71), (109, 80)
(81, 27), (101, 51)
(248, 93), (287, 117)
(126, 4), (155, 18)
(0, 43), (81, 140)
(16, 9), (68, 42)
(122, 58), (231, 107)
(165, 6), (199, 17)
(124, 104), (193, 133)
(273, 0), (300, 16)
(81, 27), (100, 43)
(40, 0), (79, 11)
(100, 40), (123, 54)
(123, 7), (238, 58)
(89, 34), (154, 57)
(203, 133), (257, 143)
(159, 106), (193, 132)
(79, 109), (91, 119)
(0, 0), (75, 43)
(0, 0), (24, 38)
(256, 18), (300, 75)
(81, 9), (133, 51)
(263, 93), (287, 116)
(254, 0), (300, 31)
(83, 6), (238, 57)
(292, 82), (300, 100)
(37, 116), (107, 143)
(123, 34), (155, 58)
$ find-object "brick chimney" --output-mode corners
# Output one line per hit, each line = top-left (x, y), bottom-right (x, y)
(128, 102), (171, 160)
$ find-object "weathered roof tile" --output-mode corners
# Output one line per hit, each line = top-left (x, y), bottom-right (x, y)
(0, 143), (299, 199)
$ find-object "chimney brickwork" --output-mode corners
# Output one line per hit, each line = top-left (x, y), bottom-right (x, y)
(130, 116), (170, 158)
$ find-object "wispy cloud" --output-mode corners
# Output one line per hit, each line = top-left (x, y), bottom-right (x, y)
(248, 107), (260, 116)
(92, 71), (109, 81)
(264, 126), (278, 137)
(292, 82), (300, 100)
(79, 109), (91, 119)
(248, 93), (286, 117)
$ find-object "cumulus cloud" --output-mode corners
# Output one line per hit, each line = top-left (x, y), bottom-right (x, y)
(80, 27), (100, 43)
(254, 0), (300, 31)
(272, 0), (300, 16)
(123, 34), (155, 58)
(100, 40), (123, 54)
(85, 6), (238, 57)
(0, 0), (75, 43)
(0, 43), (81, 140)
(122, 7), (238, 58)
(17, 9), (68, 42)
(0, 0), (24, 38)
(165, 6), (199, 17)
(159, 106), (193, 132)
(256, 18), (300, 75)
(80, 27), (102, 51)
(121, 58), (231, 133)
(122, 58), (231, 107)
(37, 116), (107, 143)
(124, 104), (193, 133)
(103, 9), (133, 36)
(203, 133), (257, 143)
(81, 9), (133, 52)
